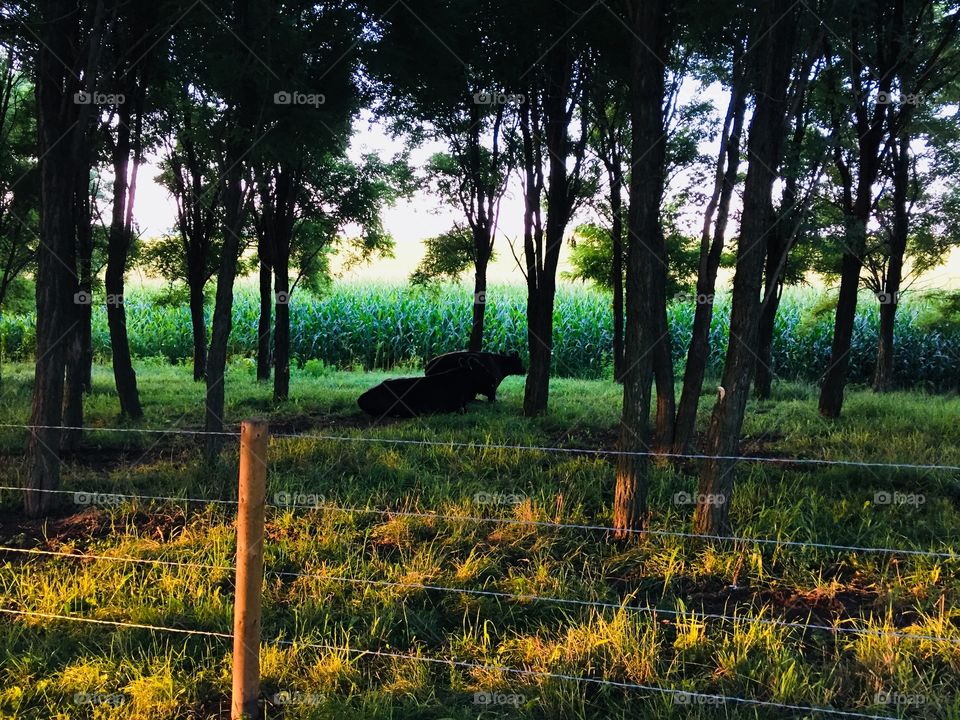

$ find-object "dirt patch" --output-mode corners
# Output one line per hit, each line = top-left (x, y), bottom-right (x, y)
(0, 505), (189, 551)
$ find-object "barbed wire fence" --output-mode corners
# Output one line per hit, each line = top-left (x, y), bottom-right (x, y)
(0, 419), (958, 718)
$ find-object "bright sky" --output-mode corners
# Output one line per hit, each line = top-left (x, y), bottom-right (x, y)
(130, 87), (960, 290)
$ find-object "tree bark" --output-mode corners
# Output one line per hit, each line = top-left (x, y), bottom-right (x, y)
(204, 162), (246, 461)
(27, 0), (106, 516)
(469, 243), (489, 353)
(874, 132), (909, 392)
(188, 261), (207, 381)
(611, 169), (625, 382)
(273, 258), (291, 401)
(672, 58), (746, 454)
(694, 0), (797, 535)
(256, 245), (272, 382)
(105, 91), (143, 418)
(613, 0), (670, 537)
(818, 222), (866, 417)
(62, 162), (94, 451)
(754, 236), (785, 400)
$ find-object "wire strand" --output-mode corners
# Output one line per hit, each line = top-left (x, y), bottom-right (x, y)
(0, 607), (900, 719)
(2, 422), (958, 472)
(279, 638), (899, 720)
(0, 485), (953, 560)
(6, 546), (952, 645)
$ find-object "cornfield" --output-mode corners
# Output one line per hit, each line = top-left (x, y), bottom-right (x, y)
(1, 283), (957, 389)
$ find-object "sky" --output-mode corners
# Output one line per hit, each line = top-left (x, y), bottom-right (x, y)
(129, 86), (960, 290)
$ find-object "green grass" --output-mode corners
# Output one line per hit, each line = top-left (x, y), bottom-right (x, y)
(2, 282), (958, 389)
(0, 363), (959, 718)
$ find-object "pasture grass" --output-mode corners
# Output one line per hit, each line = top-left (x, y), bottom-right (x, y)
(0, 363), (958, 718)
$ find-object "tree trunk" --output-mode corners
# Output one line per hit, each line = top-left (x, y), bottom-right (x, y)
(524, 283), (554, 415)
(27, 0), (106, 516)
(273, 259), (290, 401)
(818, 223), (865, 418)
(204, 164), (245, 461)
(694, 0), (797, 535)
(610, 168), (625, 382)
(652, 301), (675, 451)
(613, 0), (670, 537)
(468, 233), (489, 353)
(874, 133), (909, 392)
(188, 264), (207, 381)
(754, 236), (785, 400)
(106, 95), (143, 418)
(257, 248), (272, 382)
(62, 164), (94, 451)
(672, 60), (746, 454)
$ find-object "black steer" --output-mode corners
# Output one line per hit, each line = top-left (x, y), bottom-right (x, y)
(424, 350), (525, 402)
(357, 366), (477, 418)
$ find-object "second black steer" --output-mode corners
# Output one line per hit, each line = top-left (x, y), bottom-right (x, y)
(357, 366), (477, 418)
(424, 351), (525, 402)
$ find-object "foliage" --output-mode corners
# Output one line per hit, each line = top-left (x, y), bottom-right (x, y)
(1, 283), (957, 391)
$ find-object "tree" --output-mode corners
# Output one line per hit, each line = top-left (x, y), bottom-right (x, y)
(24, 0), (110, 515)
(154, 90), (224, 382)
(871, 10), (960, 391)
(367, 0), (516, 353)
(672, 37), (748, 451)
(817, 0), (958, 417)
(693, 0), (802, 535)
(613, 0), (673, 536)
(0, 43), (37, 319)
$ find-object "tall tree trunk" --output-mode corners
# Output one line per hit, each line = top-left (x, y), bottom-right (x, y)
(524, 282), (554, 414)
(27, 0), (106, 516)
(63, 163), (94, 451)
(469, 242), (489, 353)
(754, 235), (785, 400)
(672, 61), (746, 454)
(818, 221), (865, 418)
(874, 133), (909, 392)
(188, 262), (207, 381)
(273, 256), (290, 401)
(613, 0), (670, 537)
(694, 0), (797, 535)
(204, 163), (245, 461)
(610, 166), (625, 382)
(106, 93), (143, 418)
(652, 301), (675, 451)
(256, 246), (272, 382)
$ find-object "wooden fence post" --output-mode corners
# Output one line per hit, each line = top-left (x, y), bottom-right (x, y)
(232, 419), (269, 719)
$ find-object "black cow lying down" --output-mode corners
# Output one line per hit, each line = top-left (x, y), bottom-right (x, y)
(425, 350), (525, 402)
(357, 366), (478, 418)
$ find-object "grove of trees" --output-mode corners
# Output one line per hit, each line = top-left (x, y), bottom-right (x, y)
(0, 0), (958, 533)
